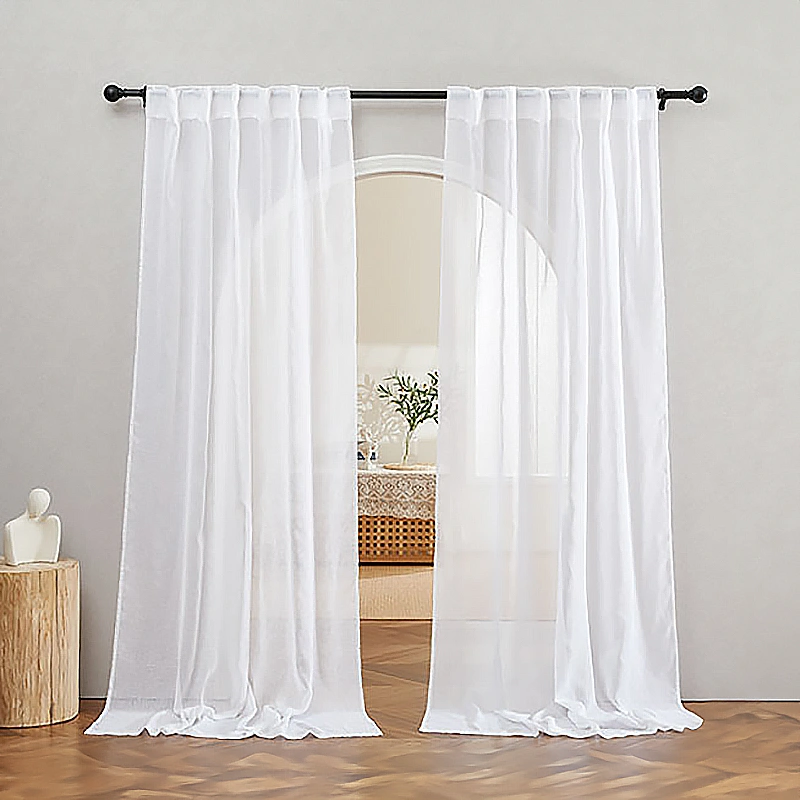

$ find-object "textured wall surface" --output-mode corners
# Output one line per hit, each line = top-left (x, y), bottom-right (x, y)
(0, 0), (797, 698)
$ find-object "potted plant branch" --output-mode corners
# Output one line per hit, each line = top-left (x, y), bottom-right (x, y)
(377, 370), (439, 467)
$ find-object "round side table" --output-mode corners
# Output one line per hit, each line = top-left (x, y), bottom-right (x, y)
(0, 557), (80, 727)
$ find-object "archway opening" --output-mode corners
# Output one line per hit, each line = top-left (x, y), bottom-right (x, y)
(355, 160), (443, 622)
(354, 157), (558, 629)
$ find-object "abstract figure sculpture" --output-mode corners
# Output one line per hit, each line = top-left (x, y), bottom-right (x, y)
(3, 488), (61, 566)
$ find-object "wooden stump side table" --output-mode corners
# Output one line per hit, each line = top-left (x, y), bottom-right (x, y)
(0, 557), (80, 727)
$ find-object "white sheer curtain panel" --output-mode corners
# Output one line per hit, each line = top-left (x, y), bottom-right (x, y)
(88, 86), (380, 739)
(422, 87), (702, 738)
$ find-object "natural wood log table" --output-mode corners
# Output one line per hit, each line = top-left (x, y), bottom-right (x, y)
(0, 557), (80, 727)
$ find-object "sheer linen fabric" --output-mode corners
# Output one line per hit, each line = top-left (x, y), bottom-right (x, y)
(422, 87), (702, 738)
(88, 86), (380, 739)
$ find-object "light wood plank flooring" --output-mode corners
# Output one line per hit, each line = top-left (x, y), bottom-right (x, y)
(1, 621), (798, 798)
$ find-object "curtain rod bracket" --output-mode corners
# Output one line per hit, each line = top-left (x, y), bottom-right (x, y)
(104, 84), (147, 107)
(656, 85), (707, 111)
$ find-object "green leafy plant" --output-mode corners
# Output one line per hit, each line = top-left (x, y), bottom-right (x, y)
(377, 371), (439, 465)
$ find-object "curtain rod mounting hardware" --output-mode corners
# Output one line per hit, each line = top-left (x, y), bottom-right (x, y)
(103, 84), (708, 112)
(104, 84), (147, 107)
(656, 85), (707, 111)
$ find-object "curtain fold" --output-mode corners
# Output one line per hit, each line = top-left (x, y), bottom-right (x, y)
(422, 86), (702, 738)
(87, 85), (380, 739)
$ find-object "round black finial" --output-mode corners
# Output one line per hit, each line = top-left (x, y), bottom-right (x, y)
(103, 84), (123, 103)
(689, 85), (708, 104)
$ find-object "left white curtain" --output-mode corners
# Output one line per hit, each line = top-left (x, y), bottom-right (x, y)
(87, 86), (380, 739)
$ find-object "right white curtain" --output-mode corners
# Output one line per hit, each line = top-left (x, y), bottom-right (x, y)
(422, 86), (702, 738)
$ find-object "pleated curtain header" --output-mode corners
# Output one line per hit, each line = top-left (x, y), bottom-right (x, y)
(143, 85), (659, 123)
(144, 85), (353, 122)
(446, 86), (659, 121)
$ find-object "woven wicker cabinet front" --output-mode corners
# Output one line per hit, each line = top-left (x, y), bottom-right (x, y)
(357, 468), (436, 564)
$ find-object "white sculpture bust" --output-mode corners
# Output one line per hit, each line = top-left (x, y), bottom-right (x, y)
(3, 488), (61, 566)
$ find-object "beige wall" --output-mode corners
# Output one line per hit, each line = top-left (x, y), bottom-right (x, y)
(356, 173), (441, 464)
(0, 1), (798, 699)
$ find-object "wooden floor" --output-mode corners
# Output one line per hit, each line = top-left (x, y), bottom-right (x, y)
(1, 622), (799, 799)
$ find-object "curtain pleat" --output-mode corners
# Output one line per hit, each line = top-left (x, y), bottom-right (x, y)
(423, 86), (702, 738)
(87, 86), (380, 739)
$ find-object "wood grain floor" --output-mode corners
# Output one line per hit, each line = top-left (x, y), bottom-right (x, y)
(1, 622), (798, 799)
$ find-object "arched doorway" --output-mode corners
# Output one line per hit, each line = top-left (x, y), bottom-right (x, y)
(353, 154), (559, 628)
(355, 155), (444, 623)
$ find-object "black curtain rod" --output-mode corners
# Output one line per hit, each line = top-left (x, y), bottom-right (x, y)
(103, 84), (707, 111)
